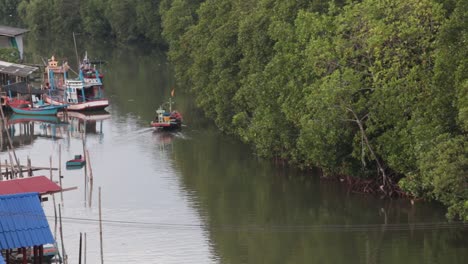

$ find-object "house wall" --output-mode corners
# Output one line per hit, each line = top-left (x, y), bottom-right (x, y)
(0, 36), (10, 48)
(14, 35), (24, 59)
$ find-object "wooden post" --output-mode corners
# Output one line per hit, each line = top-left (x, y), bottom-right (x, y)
(22, 247), (27, 264)
(54, 155), (64, 204)
(83, 139), (88, 206)
(84, 232), (87, 264)
(59, 204), (67, 264)
(54, 194), (58, 243)
(88, 149), (94, 208)
(79, 232), (82, 264)
(39, 245), (43, 264)
(7, 148), (15, 178)
(5, 160), (9, 180)
(18, 158), (23, 178)
(33, 245), (37, 264)
(27, 156), (32, 176)
(59, 143), (62, 180)
(99, 187), (104, 264)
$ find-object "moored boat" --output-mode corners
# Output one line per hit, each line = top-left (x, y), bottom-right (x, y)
(80, 51), (105, 87)
(66, 154), (86, 169)
(43, 56), (109, 111)
(7, 99), (67, 115)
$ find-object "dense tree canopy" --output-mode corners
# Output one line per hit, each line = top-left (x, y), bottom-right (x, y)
(160, 0), (467, 220)
(3, 0), (466, 220)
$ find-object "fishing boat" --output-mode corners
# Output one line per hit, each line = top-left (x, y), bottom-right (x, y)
(80, 51), (105, 87)
(42, 56), (109, 111)
(150, 97), (183, 130)
(66, 154), (86, 169)
(7, 99), (67, 115)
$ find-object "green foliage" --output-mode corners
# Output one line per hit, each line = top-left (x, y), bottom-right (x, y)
(159, 0), (204, 86)
(135, 0), (164, 46)
(80, 0), (112, 38)
(400, 135), (467, 220)
(15, 0), (167, 45)
(0, 0), (22, 25)
(17, 0), (55, 34)
(162, 0), (467, 219)
(0, 47), (20, 62)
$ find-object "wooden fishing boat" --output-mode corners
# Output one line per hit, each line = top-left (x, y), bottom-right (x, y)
(43, 56), (109, 111)
(80, 51), (105, 86)
(66, 154), (86, 169)
(7, 99), (67, 115)
(150, 98), (183, 130)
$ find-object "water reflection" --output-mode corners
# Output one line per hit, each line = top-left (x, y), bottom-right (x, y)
(2, 110), (111, 148)
(58, 110), (110, 141)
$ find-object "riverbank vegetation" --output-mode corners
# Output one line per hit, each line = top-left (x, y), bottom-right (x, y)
(2, 0), (466, 220)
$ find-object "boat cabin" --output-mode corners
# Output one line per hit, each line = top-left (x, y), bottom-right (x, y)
(44, 56), (70, 90)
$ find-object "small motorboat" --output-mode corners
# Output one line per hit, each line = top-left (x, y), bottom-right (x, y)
(150, 98), (183, 130)
(66, 154), (86, 169)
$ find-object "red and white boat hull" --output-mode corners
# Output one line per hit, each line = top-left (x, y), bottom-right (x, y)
(44, 95), (109, 111)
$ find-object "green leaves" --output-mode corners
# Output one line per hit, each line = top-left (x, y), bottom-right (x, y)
(0, 47), (20, 62)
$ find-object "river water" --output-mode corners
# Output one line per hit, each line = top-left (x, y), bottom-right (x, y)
(5, 40), (466, 263)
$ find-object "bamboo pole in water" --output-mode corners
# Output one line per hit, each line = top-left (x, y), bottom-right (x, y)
(17, 159), (23, 178)
(59, 143), (62, 180)
(49, 153), (60, 263)
(5, 159), (9, 180)
(78, 232), (82, 264)
(83, 134), (88, 206)
(55, 155), (64, 204)
(84, 232), (87, 264)
(59, 204), (67, 264)
(88, 149), (94, 208)
(27, 156), (32, 176)
(7, 147), (15, 178)
(99, 187), (104, 264)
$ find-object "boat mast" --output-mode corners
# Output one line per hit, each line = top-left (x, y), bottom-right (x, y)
(73, 32), (80, 72)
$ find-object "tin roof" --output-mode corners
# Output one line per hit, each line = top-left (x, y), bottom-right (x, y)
(0, 25), (29, 37)
(0, 192), (54, 250)
(0, 60), (38, 77)
(0, 176), (62, 196)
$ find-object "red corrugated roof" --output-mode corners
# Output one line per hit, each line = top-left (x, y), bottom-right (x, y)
(0, 176), (61, 195)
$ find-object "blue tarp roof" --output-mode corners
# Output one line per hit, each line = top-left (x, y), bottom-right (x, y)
(0, 192), (54, 250)
(0, 255), (4, 264)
